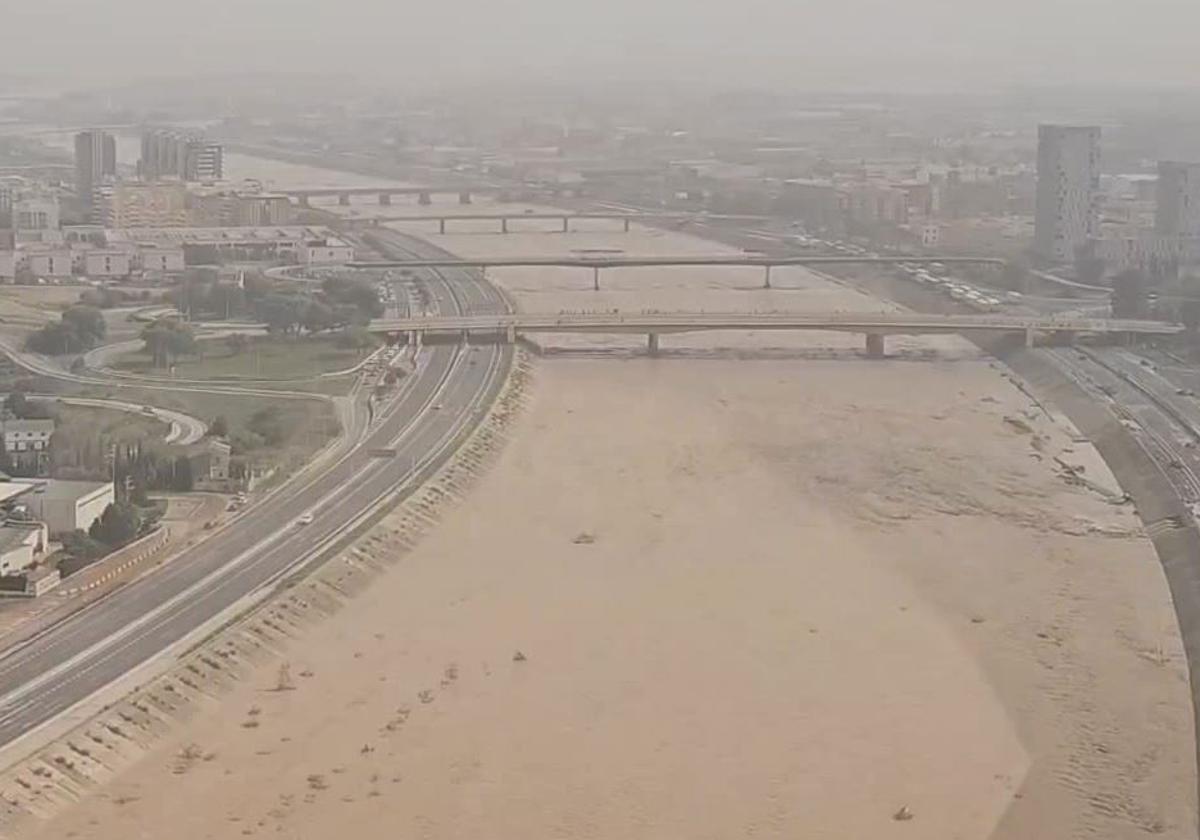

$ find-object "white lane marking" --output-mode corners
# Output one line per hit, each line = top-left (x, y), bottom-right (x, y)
(0, 348), (465, 716)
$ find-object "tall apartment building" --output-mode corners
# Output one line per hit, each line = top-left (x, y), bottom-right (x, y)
(1156, 161), (1200, 238)
(1034, 124), (1101, 262)
(185, 141), (223, 181)
(139, 129), (223, 181)
(74, 130), (117, 207)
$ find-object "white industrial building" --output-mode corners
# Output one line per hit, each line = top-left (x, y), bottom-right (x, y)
(0, 479), (114, 536)
(24, 248), (73, 278)
(83, 249), (134, 278)
(0, 520), (48, 577)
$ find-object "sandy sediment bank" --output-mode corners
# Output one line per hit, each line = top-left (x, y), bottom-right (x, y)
(9, 216), (1195, 838)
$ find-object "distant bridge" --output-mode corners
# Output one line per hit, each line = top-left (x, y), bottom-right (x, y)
(346, 211), (775, 234)
(368, 311), (1180, 357)
(280, 183), (585, 207)
(349, 253), (1007, 289)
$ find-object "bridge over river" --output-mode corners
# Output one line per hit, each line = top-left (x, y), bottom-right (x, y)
(367, 311), (1181, 357)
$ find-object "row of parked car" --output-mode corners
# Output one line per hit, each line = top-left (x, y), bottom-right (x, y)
(895, 263), (1016, 312)
(787, 229), (1017, 313)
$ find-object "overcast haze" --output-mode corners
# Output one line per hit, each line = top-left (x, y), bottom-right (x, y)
(4, 0), (1200, 89)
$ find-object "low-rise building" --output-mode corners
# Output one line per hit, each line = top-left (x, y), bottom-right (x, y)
(299, 237), (356, 265)
(83, 248), (134, 278)
(183, 438), (232, 487)
(15, 479), (114, 536)
(0, 251), (14, 281)
(0, 519), (48, 577)
(24, 247), (72, 278)
(108, 225), (355, 266)
(0, 417), (54, 474)
(139, 246), (186, 273)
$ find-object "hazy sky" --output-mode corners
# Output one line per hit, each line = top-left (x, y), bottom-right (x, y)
(5, 0), (1199, 90)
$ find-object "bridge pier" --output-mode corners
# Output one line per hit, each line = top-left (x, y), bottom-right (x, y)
(418, 191), (432, 206)
(647, 332), (660, 356)
(561, 216), (569, 233)
(459, 191), (472, 205)
(505, 324), (516, 344)
(763, 265), (772, 289)
(1024, 327), (1036, 348)
(378, 193), (392, 205)
(501, 217), (508, 234)
(338, 193), (351, 206)
(623, 218), (631, 233)
(438, 218), (446, 234)
(592, 266), (600, 291)
(865, 333), (885, 358)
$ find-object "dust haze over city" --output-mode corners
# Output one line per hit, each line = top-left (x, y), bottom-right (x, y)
(0, 0), (1198, 837)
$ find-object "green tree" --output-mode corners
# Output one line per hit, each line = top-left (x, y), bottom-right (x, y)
(89, 501), (143, 547)
(141, 320), (198, 368)
(300, 300), (337, 334)
(25, 304), (107, 355)
(61, 305), (107, 344)
(208, 415), (229, 438)
(1180, 300), (1200, 333)
(1111, 270), (1148, 319)
(1073, 244), (1106, 286)
(225, 332), (250, 356)
(256, 293), (305, 335)
(171, 456), (194, 491)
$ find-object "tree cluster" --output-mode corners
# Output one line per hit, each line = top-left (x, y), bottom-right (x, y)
(255, 277), (382, 337)
(141, 319), (199, 368)
(25, 305), (107, 355)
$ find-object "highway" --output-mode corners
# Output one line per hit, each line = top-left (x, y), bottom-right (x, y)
(0, 230), (511, 754)
(1047, 346), (1200, 509)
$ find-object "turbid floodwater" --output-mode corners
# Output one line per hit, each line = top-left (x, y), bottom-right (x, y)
(18, 168), (1195, 840)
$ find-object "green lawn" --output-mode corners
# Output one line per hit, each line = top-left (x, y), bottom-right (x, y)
(55, 403), (167, 444)
(64, 383), (342, 481)
(112, 335), (375, 383)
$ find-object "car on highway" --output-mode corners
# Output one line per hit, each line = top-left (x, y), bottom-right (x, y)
(296, 513), (314, 526)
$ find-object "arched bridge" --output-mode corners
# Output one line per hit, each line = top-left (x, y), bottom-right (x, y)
(369, 311), (1181, 357)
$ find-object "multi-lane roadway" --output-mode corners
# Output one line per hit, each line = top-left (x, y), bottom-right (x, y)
(0, 230), (511, 755)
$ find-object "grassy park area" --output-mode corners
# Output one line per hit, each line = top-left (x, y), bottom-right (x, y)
(110, 335), (375, 382)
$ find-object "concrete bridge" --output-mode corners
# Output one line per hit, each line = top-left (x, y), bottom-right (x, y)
(368, 311), (1181, 357)
(280, 182), (586, 208)
(346, 211), (775, 234)
(349, 253), (1007, 290)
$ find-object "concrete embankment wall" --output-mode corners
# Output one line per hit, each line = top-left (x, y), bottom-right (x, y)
(1002, 344), (1200, 805)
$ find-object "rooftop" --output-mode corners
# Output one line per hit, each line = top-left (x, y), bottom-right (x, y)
(0, 481), (37, 505)
(107, 226), (347, 247)
(21, 479), (112, 503)
(0, 419), (55, 433)
(0, 520), (42, 554)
